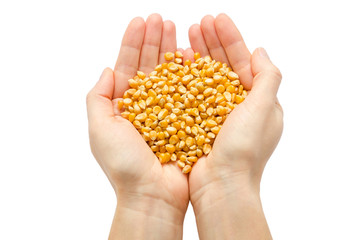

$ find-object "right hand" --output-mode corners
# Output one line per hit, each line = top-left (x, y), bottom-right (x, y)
(86, 14), (189, 232)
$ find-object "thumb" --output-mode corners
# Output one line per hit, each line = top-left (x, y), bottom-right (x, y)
(86, 68), (115, 124)
(250, 48), (282, 98)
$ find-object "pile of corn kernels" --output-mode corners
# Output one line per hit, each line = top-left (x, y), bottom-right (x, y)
(118, 51), (247, 173)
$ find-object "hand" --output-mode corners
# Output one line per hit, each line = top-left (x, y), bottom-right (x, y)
(86, 14), (188, 239)
(187, 14), (283, 239)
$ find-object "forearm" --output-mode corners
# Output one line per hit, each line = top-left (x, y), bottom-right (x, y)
(109, 197), (184, 240)
(192, 179), (272, 240)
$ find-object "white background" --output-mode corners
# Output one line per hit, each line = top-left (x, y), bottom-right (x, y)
(1, 0), (361, 239)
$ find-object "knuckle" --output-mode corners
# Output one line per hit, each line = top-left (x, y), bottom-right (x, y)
(268, 67), (282, 81)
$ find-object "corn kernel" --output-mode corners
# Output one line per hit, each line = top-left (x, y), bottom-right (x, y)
(194, 52), (201, 60)
(165, 52), (174, 61)
(182, 165), (192, 174)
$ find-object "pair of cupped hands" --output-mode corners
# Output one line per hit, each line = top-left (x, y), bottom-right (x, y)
(87, 13), (283, 239)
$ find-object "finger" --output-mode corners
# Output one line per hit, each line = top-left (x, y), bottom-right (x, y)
(114, 17), (145, 98)
(214, 13), (253, 90)
(86, 68), (115, 124)
(188, 24), (209, 57)
(183, 48), (195, 62)
(139, 14), (163, 74)
(177, 48), (184, 53)
(200, 15), (229, 64)
(250, 48), (282, 98)
(159, 20), (177, 64)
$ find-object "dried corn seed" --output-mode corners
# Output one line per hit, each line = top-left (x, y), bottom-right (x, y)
(177, 160), (186, 168)
(227, 71), (238, 80)
(194, 52), (201, 60)
(128, 113), (136, 122)
(165, 52), (174, 61)
(203, 144), (212, 154)
(166, 126), (177, 135)
(188, 156), (198, 162)
(135, 112), (147, 122)
(158, 109), (168, 120)
(133, 120), (142, 129)
(159, 152), (171, 163)
(166, 144), (176, 153)
(118, 99), (124, 110)
(169, 135), (179, 145)
(235, 95), (245, 104)
(182, 165), (192, 174)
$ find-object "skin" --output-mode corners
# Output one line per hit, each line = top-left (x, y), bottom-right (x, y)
(86, 13), (283, 240)
(187, 14), (283, 240)
(87, 14), (188, 240)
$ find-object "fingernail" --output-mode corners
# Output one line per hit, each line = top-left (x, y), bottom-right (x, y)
(259, 47), (270, 60)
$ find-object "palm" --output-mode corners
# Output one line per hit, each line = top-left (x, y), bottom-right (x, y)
(110, 14), (189, 211)
(187, 14), (283, 201)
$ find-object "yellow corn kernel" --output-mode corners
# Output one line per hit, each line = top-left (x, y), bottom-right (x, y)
(157, 131), (165, 140)
(177, 160), (186, 168)
(133, 120), (142, 129)
(169, 135), (179, 145)
(227, 71), (239, 80)
(145, 118), (153, 127)
(171, 153), (177, 161)
(146, 96), (154, 106)
(225, 85), (235, 93)
(165, 144), (176, 154)
(153, 105), (161, 115)
(128, 113), (136, 122)
(123, 98), (133, 107)
(206, 67), (214, 77)
(235, 95), (245, 104)
(158, 109), (168, 120)
(178, 85), (187, 94)
(205, 78), (214, 86)
(177, 130), (186, 139)
(164, 102), (174, 111)
(120, 111), (130, 119)
(164, 52), (175, 61)
(207, 132), (216, 139)
(169, 113), (177, 122)
(156, 139), (167, 146)
(118, 99), (124, 110)
(223, 91), (232, 102)
(149, 130), (157, 141)
(194, 52), (201, 60)
(135, 112), (147, 122)
(159, 152), (171, 163)
(206, 119), (217, 128)
(185, 137), (195, 147)
(211, 126), (220, 134)
(166, 126), (177, 135)
(183, 116), (193, 126)
(182, 165), (192, 174)
(206, 107), (214, 116)
(203, 88), (213, 97)
(203, 144), (212, 154)
(188, 156), (198, 163)
(159, 145), (166, 153)
(172, 121), (181, 130)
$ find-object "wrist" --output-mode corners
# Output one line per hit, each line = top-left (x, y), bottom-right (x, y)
(191, 174), (261, 217)
(109, 192), (185, 240)
(190, 175), (271, 240)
